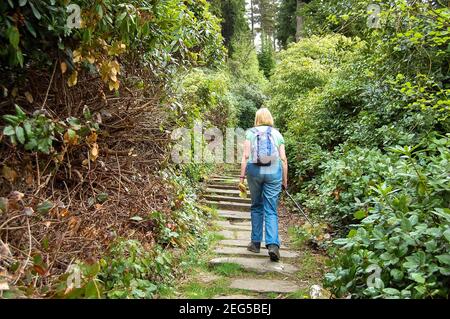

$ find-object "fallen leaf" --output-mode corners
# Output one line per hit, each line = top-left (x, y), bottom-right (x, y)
(2, 165), (18, 183)
(24, 91), (34, 103)
(60, 208), (69, 217)
(44, 221), (51, 228)
(86, 131), (97, 145)
(33, 265), (47, 276)
(86, 55), (95, 64)
(90, 143), (99, 161)
(67, 70), (78, 87)
(11, 87), (18, 98)
(25, 173), (34, 185)
(63, 129), (79, 145)
(60, 61), (67, 74)
(72, 50), (82, 63)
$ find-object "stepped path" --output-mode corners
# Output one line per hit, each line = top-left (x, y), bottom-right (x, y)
(201, 166), (310, 299)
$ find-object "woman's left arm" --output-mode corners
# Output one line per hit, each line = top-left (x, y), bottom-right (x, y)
(279, 144), (288, 189)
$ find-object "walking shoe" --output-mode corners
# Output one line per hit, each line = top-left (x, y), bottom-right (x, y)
(267, 244), (280, 262)
(247, 242), (261, 253)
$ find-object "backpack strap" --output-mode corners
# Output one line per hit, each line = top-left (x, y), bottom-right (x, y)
(266, 127), (272, 156)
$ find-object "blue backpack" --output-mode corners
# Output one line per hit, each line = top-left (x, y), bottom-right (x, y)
(250, 127), (279, 166)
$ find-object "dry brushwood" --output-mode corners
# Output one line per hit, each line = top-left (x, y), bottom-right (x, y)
(0, 63), (179, 296)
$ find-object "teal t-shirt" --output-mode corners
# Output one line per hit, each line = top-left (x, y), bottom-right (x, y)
(245, 126), (285, 163)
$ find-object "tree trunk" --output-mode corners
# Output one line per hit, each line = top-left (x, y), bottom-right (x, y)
(250, 0), (255, 38)
(295, 0), (303, 41)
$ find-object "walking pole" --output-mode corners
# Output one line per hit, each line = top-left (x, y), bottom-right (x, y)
(284, 189), (315, 226)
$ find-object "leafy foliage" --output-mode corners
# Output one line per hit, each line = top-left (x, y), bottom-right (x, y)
(268, 0), (450, 298)
(325, 137), (450, 298)
(0, 0), (225, 89)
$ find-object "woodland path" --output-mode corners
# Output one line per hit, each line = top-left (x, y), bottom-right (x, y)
(201, 166), (315, 299)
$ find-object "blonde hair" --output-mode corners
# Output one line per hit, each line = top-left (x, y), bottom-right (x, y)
(254, 108), (274, 127)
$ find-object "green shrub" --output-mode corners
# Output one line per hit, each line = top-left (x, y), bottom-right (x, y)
(99, 240), (173, 299)
(325, 135), (450, 298)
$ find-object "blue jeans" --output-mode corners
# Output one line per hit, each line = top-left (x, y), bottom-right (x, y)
(246, 162), (282, 247)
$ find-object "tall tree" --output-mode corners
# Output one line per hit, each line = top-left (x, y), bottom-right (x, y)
(296, 0), (304, 41)
(276, 0), (297, 48)
(254, 0), (279, 47)
(276, 0), (310, 48)
(209, 0), (249, 53)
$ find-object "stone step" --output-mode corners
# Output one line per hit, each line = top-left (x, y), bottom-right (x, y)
(205, 200), (250, 212)
(207, 184), (238, 190)
(214, 246), (299, 259)
(208, 178), (241, 184)
(230, 279), (300, 294)
(204, 194), (251, 204)
(214, 295), (256, 299)
(217, 230), (250, 240)
(209, 257), (298, 274)
(217, 210), (251, 220)
(210, 175), (241, 180)
(218, 239), (288, 249)
(214, 220), (251, 231)
(205, 188), (247, 197)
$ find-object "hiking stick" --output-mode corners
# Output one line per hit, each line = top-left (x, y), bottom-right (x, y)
(284, 189), (315, 226)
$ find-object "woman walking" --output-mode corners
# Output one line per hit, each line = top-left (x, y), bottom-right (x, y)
(238, 108), (288, 262)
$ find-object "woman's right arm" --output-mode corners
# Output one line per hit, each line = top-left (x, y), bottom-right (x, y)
(240, 140), (251, 183)
(279, 144), (288, 189)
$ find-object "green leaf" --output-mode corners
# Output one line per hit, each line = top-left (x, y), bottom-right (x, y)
(29, 2), (41, 19)
(24, 21), (37, 38)
(16, 49), (24, 67)
(436, 254), (450, 266)
(333, 238), (348, 245)
(2, 115), (20, 125)
(37, 201), (53, 214)
(382, 288), (400, 295)
(353, 210), (367, 220)
(84, 280), (101, 299)
(7, 26), (20, 49)
(67, 117), (81, 130)
(15, 104), (26, 119)
(443, 229), (450, 242)
(347, 229), (357, 238)
(411, 273), (425, 284)
(82, 105), (92, 120)
(15, 126), (25, 144)
(117, 11), (127, 24)
(390, 269), (404, 281)
(23, 121), (33, 138)
(3, 126), (15, 136)
(96, 5), (103, 19)
(96, 193), (109, 203)
(25, 139), (37, 151)
(19, 0), (27, 6)
(432, 208), (450, 222)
